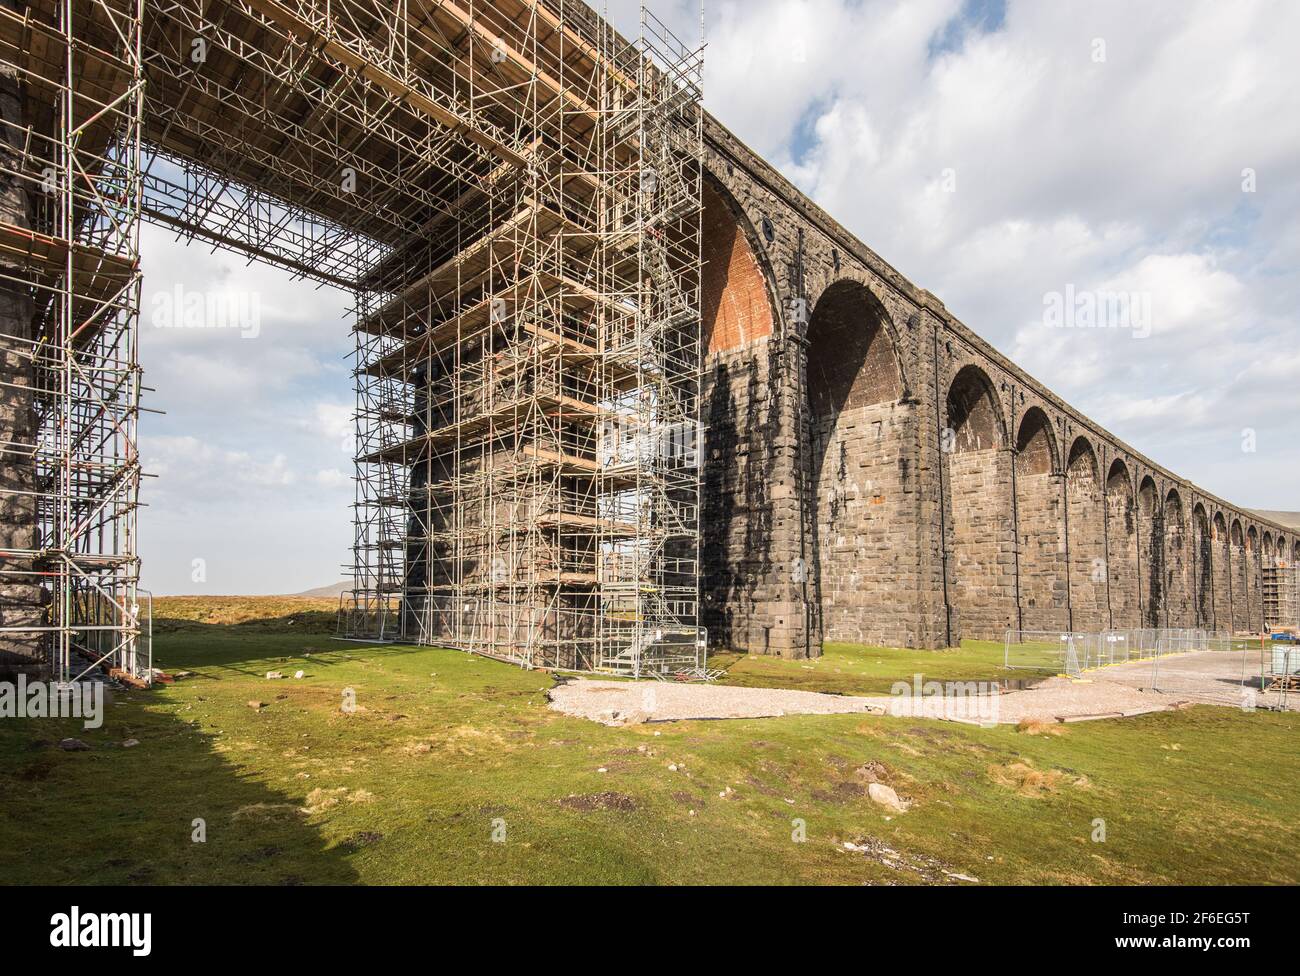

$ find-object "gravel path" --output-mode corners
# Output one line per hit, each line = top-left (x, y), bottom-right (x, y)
(548, 675), (1170, 727)
(549, 649), (1295, 727)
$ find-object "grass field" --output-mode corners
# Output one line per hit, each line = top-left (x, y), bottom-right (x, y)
(1, 597), (1297, 885)
(711, 640), (1014, 695)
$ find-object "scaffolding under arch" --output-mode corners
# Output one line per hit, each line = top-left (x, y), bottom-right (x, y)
(0, 0), (706, 682)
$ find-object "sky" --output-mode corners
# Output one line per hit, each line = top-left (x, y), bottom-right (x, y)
(138, 0), (1300, 594)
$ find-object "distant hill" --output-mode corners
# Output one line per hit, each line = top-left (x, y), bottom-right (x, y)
(290, 581), (352, 599)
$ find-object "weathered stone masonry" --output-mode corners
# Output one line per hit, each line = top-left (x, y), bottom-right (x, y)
(698, 115), (1297, 656)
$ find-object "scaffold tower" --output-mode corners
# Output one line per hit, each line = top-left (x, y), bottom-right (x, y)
(0, 0), (705, 681)
(345, 3), (707, 676)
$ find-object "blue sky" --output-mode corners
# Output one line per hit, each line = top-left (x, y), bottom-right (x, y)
(139, 0), (1300, 593)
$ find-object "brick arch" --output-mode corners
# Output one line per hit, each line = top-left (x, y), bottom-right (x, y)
(1138, 475), (1163, 625)
(1105, 458), (1139, 627)
(944, 363), (1014, 637)
(1066, 437), (1106, 629)
(1014, 406), (1065, 630)
(700, 177), (776, 356)
(946, 364), (1006, 452)
(804, 278), (914, 647)
(1164, 488), (1191, 626)
(1067, 436), (1098, 479)
(1015, 406), (1058, 475)
(806, 279), (904, 419)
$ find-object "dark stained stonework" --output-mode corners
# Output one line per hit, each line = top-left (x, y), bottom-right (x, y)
(698, 115), (1297, 655)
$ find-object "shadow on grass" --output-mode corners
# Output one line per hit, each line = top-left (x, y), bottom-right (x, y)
(149, 620), (430, 681)
(153, 610), (338, 636)
(0, 680), (359, 885)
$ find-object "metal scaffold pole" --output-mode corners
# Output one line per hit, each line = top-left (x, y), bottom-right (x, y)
(0, 0), (147, 684)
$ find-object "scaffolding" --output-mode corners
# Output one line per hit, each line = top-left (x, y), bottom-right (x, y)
(0, 0), (705, 681)
(0, 0), (146, 684)
(1263, 565), (1298, 633)
(346, 3), (707, 676)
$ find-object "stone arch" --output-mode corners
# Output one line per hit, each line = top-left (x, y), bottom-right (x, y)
(1192, 503), (1213, 629)
(1263, 531), (1275, 569)
(697, 178), (782, 652)
(1016, 406), (1058, 475)
(1164, 489), (1191, 626)
(946, 364), (1005, 452)
(1247, 526), (1263, 631)
(1138, 476), (1163, 626)
(944, 364), (1013, 638)
(1230, 519), (1247, 632)
(805, 279), (912, 647)
(1211, 511), (1231, 633)
(1294, 539), (1300, 567)
(1275, 534), (1289, 567)
(1065, 437), (1106, 630)
(700, 177), (777, 357)
(807, 280), (904, 417)
(1014, 407), (1065, 631)
(1105, 459), (1139, 628)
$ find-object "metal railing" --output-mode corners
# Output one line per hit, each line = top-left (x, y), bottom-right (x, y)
(1004, 627), (1220, 675)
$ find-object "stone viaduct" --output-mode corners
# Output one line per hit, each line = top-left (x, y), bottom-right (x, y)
(697, 116), (1298, 657)
(0, 0), (1292, 667)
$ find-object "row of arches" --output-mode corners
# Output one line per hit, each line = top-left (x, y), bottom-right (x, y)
(802, 280), (1296, 643)
(696, 173), (1295, 651)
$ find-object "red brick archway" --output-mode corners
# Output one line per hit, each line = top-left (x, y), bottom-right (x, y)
(700, 180), (774, 356)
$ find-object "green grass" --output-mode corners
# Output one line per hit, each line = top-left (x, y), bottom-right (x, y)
(712, 640), (1016, 695)
(1, 606), (1298, 885)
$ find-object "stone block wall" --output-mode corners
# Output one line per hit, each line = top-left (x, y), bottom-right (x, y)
(0, 58), (44, 666)
(947, 447), (1015, 639)
(1105, 476), (1141, 629)
(1066, 447), (1108, 632)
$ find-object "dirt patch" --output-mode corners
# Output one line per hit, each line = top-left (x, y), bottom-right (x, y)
(15, 761), (55, 782)
(744, 775), (783, 797)
(559, 791), (638, 813)
(235, 845), (283, 863)
(342, 831), (384, 851)
(852, 760), (892, 784)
